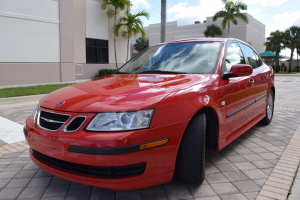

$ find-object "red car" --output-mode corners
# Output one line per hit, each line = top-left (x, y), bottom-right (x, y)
(25, 38), (274, 190)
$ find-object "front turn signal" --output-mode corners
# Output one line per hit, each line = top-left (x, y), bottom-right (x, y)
(140, 138), (169, 150)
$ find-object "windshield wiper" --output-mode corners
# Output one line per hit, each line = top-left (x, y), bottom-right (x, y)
(135, 70), (188, 74)
(114, 71), (130, 74)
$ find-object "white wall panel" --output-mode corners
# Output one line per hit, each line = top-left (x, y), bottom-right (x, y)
(0, 16), (60, 62)
(86, 0), (108, 40)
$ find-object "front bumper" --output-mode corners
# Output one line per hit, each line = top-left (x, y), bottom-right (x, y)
(25, 110), (189, 190)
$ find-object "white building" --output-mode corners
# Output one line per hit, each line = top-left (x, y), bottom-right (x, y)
(131, 13), (265, 56)
(0, 0), (128, 87)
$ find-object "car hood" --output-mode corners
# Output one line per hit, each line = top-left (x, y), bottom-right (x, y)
(40, 74), (212, 113)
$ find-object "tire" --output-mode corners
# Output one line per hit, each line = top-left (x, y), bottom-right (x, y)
(176, 112), (206, 184)
(259, 90), (274, 125)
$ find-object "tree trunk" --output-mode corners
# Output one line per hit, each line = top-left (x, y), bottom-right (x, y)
(227, 22), (230, 38)
(126, 35), (130, 62)
(161, 0), (166, 43)
(114, 8), (118, 70)
(275, 52), (280, 73)
(297, 48), (299, 69)
(289, 46), (294, 73)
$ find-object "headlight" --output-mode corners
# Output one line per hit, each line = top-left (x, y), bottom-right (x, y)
(86, 109), (154, 131)
(33, 103), (40, 124)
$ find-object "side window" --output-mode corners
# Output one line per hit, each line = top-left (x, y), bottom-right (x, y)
(224, 42), (246, 72)
(240, 44), (261, 69)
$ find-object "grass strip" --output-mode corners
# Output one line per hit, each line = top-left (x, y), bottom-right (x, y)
(0, 83), (74, 98)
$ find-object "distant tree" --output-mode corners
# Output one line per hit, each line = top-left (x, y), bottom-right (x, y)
(161, 0), (166, 42)
(134, 37), (149, 52)
(101, 0), (131, 70)
(296, 43), (300, 68)
(212, 0), (248, 38)
(284, 26), (300, 72)
(204, 24), (223, 37)
(265, 30), (286, 73)
(115, 9), (149, 61)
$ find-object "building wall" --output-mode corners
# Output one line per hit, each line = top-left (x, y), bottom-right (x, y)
(131, 13), (265, 55)
(0, 0), (129, 86)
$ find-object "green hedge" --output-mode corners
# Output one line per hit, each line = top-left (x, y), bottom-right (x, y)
(94, 69), (116, 78)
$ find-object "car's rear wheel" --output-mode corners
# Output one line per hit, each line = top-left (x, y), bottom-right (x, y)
(259, 90), (274, 125)
(175, 111), (206, 184)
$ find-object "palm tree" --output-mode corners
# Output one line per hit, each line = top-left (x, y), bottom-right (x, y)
(101, 0), (131, 70)
(212, 0), (248, 38)
(161, 0), (166, 43)
(284, 26), (300, 73)
(265, 30), (286, 73)
(204, 24), (223, 37)
(296, 43), (300, 69)
(115, 10), (149, 62)
(134, 37), (149, 53)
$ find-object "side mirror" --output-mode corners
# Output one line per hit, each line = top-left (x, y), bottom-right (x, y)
(222, 64), (253, 80)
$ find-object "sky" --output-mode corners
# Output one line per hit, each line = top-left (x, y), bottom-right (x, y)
(130, 0), (300, 57)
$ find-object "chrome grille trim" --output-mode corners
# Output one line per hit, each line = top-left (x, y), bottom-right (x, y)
(64, 116), (87, 132)
(38, 110), (71, 131)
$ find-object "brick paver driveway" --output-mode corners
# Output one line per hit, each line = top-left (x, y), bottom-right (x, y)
(0, 75), (300, 200)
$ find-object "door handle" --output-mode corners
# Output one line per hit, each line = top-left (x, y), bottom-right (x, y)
(249, 78), (254, 86)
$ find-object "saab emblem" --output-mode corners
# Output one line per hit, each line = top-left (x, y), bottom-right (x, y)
(57, 101), (65, 106)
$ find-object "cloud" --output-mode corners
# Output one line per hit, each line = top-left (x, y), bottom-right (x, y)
(131, 0), (152, 10)
(247, 8), (265, 20)
(261, 0), (287, 7)
(167, 0), (223, 25)
(273, 11), (300, 30)
(295, 18), (300, 26)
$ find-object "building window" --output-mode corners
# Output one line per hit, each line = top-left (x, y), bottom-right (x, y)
(86, 38), (108, 63)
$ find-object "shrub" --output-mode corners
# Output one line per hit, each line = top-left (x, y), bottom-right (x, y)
(94, 69), (116, 78)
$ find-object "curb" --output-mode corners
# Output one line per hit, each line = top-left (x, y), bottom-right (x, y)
(0, 94), (46, 107)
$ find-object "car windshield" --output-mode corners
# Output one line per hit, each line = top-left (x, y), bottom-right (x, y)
(118, 41), (221, 74)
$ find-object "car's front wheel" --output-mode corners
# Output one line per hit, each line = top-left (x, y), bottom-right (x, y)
(175, 111), (206, 184)
(260, 90), (274, 125)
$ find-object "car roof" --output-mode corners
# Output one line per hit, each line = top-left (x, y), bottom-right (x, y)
(154, 38), (242, 46)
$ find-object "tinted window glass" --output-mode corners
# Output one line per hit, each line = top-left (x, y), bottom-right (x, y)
(240, 44), (261, 69)
(119, 41), (221, 74)
(86, 38), (108, 63)
(224, 42), (246, 71)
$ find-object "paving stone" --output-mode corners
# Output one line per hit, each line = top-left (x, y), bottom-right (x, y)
(259, 190), (286, 200)
(163, 180), (186, 188)
(92, 186), (115, 194)
(249, 147), (269, 153)
(164, 186), (193, 200)
(205, 173), (229, 184)
(65, 195), (90, 200)
(219, 193), (248, 200)
(222, 171), (249, 182)
(67, 184), (92, 196)
(224, 155), (247, 163)
(5, 177), (31, 188)
(242, 154), (265, 161)
(90, 193), (115, 200)
(0, 158), (14, 165)
(194, 196), (221, 200)
(243, 169), (268, 180)
(259, 152), (279, 160)
(233, 162), (257, 170)
(18, 186), (46, 199)
(243, 192), (259, 200)
(232, 180), (261, 192)
(215, 163), (239, 172)
(188, 184), (216, 198)
(27, 177), (53, 187)
(0, 187), (24, 199)
(264, 180), (290, 190)
(3, 163), (27, 171)
(23, 161), (39, 170)
(0, 170), (18, 179)
(34, 169), (54, 178)
(11, 157), (30, 164)
(14, 169), (38, 178)
(208, 156), (230, 165)
(234, 148), (254, 155)
(210, 182), (239, 195)
(42, 185), (70, 198)
(205, 164), (220, 174)
(251, 160), (274, 169)
(140, 189), (167, 200)
(0, 178), (11, 189)
(261, 168), (273, 175)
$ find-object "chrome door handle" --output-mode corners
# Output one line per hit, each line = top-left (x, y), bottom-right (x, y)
(265, 74), (269, 79)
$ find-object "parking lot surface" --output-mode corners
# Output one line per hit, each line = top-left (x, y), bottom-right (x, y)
(0, 75), (300, 200)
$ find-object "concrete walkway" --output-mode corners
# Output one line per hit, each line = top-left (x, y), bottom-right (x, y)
(0, 75), (300, 200)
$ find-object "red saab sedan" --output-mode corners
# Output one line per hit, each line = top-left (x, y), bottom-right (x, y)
(24, 38), (274, 190)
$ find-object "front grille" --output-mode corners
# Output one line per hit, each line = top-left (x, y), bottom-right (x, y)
(32, 149), (146, 178)
(38, 110), (70, 131)
(65, 116), (86, 132)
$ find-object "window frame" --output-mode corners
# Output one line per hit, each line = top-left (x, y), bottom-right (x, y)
(86, 38), (109, 64)
(239, 42), (263, 70)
